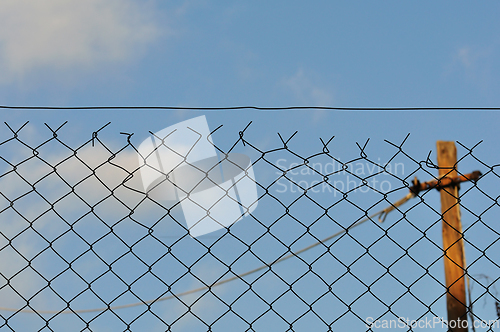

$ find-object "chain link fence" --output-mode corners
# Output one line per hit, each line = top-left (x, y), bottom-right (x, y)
(0, 121), (499, 331)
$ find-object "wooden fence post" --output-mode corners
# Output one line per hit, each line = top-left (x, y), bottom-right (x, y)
(437, 141), (468, 332)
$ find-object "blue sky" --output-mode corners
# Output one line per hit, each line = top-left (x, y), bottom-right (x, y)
(1, 1), (500, 331)
(1, 1), (499, 108)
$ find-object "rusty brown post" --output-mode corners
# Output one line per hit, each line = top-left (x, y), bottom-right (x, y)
(437, 141), (468, 332)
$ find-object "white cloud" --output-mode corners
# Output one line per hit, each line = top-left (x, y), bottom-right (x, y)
(0, 130), (239, 316)
(282, 69), (334, 123)
(457, 47), (473, 68)
(174, 0), (208, 17)
(0, 142), (152, 313)
(283, 69), (334, 107)
(454, 46), (492, 71)
(0, 0), (160, 81)
(445, 44), (497, 90)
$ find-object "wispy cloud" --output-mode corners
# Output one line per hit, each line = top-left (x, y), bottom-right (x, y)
(282, 69), (334, 123)
(457, 47), (475, 68)
(0, 0), (161, 82)
(283, 69), (334, 107)
(0, 139), (145, 310)
(445, 44), (498, 90)
(174, 0), (208, 17)
(455, 46), (492, 72)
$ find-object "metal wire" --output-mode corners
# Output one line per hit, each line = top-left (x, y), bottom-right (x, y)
(0, 122), (498, 332)
(1, 198), (410, 314)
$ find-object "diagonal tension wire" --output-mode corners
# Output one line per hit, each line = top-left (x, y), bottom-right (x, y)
(0, 193), (415, 315)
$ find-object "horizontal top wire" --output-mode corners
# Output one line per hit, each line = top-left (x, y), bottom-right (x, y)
(1, 105), (500, 111)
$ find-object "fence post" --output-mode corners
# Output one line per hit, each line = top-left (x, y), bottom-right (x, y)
(437, 141), (468, 332)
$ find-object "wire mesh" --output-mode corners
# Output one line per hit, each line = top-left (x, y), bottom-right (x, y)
(0, 121), (499, 332)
